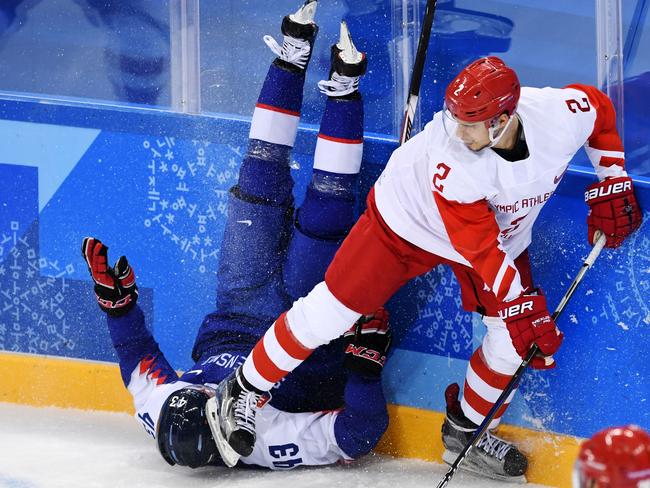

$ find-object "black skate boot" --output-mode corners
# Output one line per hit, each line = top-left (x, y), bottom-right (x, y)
(317, 21), (367, 99)
(441, 383), (528, 482)
(263, 0), (319, 72)
(206, 367), (270, 467)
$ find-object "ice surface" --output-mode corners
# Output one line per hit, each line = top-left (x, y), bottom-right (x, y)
(0, 403), (550, 488)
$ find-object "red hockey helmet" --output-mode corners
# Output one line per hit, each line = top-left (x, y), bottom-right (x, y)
(574, 425), (650, 487)
(445, 56), (520, 123)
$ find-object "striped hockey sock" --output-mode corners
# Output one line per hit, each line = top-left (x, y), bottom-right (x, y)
(313, 96), (363, 175)
(238, 63), (305, 204)
(460, 347), (517, 429)
(249, 63), (305, 148)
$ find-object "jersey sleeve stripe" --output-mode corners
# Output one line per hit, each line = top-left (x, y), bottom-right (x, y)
(599, 156), (625, 168)
(495, 265), (517, 302)
(433, 192), (524, 304)
(490, 258), (510, 300)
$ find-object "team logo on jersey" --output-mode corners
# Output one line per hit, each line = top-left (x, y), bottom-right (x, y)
(554, 168), (568, 184)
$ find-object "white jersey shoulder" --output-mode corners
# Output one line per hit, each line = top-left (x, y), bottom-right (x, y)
(374, 85), (602, 264)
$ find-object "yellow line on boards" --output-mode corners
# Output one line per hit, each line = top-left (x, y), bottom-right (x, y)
(375, 404), (581, 488)
(0, 352), (581, 487)
(0, 351), (133, 412)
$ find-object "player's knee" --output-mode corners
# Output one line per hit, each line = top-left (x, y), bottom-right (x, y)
(287, 281), (361, 349)
(482, 316), (521, 374)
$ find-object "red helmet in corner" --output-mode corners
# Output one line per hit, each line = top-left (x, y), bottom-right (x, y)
(445, 56), (520, 123)
(574, 425), (650, 487)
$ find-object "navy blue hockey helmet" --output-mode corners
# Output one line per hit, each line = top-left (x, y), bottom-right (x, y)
(156, 386), (220, 468)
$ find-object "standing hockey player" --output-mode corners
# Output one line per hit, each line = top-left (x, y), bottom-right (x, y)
(82, 1), (390, 470)
(212, 56), (642, 480)
(574, 425), (650, 487)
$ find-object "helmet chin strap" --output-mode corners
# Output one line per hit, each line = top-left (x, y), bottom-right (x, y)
(487, 113), (517, 148)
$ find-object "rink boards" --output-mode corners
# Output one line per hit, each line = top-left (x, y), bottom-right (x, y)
(0, 98), (649, 488)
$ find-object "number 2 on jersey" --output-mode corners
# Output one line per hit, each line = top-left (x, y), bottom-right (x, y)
(433, 162), (451, 192)
(565, 97), (591, 113)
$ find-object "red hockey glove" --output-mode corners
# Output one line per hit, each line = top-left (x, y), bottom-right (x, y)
(585, 176), (641, 248)
(343, 308), (391, 378)
(81, 237), (138, 317)
(498, 290), (563, 370)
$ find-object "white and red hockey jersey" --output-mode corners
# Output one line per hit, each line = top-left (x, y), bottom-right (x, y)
(375, 84), (627, 303)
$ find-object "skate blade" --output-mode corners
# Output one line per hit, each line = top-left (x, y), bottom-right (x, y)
(290, 0), (317, 25)
(206, 396), (241, 468)
(337, 21), (363, 64)
(442, 449), (527, 484)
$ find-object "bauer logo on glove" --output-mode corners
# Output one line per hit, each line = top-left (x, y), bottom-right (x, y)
(498, 289), (563, 370)
(585, 176), (641, 248)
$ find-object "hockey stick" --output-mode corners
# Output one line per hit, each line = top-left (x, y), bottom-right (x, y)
(399, 0), (438, 145)
(436, 232), (608, 488)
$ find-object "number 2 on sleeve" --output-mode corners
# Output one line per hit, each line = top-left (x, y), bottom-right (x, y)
(565, 97), (591, 113)
(433, 162), (451, 192)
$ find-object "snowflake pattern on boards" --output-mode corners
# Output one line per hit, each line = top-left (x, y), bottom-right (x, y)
(406, 264), (474, 359)
(0, 221), (76, 354)
(142, 137), (243, 273)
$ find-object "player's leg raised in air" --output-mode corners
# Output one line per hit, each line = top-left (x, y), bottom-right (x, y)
(203, 0), (325, 459)
(190, 0), (318, 364)
(270, 20), (367, 413)
(211, 10), (373, 460)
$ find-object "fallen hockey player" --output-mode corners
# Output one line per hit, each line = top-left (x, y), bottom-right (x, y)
(81, 0), (391, 470)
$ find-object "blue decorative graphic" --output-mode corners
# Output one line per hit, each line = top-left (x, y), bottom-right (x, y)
(395, 264), (474, 360)
(0, 162), (153, 361)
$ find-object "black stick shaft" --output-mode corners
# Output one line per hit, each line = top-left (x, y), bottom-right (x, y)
(399, 0), (437, 145)
(436, 234), (607, 488)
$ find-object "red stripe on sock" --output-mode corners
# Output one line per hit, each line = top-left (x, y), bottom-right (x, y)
(274, 312), (313, 360)
(251, 341), (289, 385)
(463, 380), (510, 419)
(318, 133), (363, 144)
(256, 103), (300, 117)
(600, 156), (625, 168)
(470, 348), (513, 391)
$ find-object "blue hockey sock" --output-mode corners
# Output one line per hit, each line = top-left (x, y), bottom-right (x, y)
(257, 62), (305, 115)
(239, 62), (307, 205)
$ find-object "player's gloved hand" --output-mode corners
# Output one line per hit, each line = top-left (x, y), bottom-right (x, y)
(343, 308), (391, 378)
(81, 237), (138, 317)
(585, 176), (641, 248)
(498, 290), (563, 370)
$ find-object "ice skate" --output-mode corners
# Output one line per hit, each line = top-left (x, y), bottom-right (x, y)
(318, 21), (367, 98)
(206, 367), (270, 466)
(441, 383), (528, 483)
(263, 0), (319, 72)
